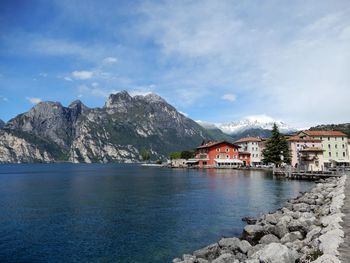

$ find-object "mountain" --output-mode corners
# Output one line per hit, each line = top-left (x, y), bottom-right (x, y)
(217, 118), (294, 135)
(0, 119), (4, 129)
(309, 123), (350, 137)
(1, 91), (216, 163)
(230, 128), (273, 141)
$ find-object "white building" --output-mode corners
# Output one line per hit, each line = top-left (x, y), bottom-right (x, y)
(234, 137), (263, 166)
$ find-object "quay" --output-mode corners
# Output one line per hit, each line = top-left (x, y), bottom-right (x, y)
(339, 172), (350, 262)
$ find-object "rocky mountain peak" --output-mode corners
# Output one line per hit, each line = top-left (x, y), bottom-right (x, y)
(105, 91), (132, 109)
(0, 119), (5, 129)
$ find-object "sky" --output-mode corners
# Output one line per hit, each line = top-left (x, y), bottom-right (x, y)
(0, 0), (350, 128)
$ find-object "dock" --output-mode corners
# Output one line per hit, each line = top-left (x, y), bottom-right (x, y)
(273, 166), (344, 180)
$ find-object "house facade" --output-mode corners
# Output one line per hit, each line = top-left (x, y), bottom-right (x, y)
(194, 141), (250, 168)
(288, 134), (324, 171)
(234, 137), (263, 166)
(298, 130), (349, 167)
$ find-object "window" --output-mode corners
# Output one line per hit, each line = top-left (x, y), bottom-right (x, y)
(329, 152), (332, 157)
(342, 137), (344, 141)
(328, 137), (330, 141)
(335, 144), (337, 149)
(342, 144), (345, 149)
(216, 148), (220, 152)
(328, 144), (331, 149)
(343, 152), (346, 157)
(226, 148), (229, 152)
(256, 154), (259, 157)
(226, 155), (229, 159)
(216, 155), (220, 159)
(336, 152), (338, 157)
(312, 144), (315, 147)
(297, 144), (300, 147)
(335, 137), (337, 141)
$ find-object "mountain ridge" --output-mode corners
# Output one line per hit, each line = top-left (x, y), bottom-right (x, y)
(0, 91), (227, 163)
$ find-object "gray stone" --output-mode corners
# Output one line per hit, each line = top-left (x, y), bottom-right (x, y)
(280, 231), (303, 244)
(193, 243), (219, 260)
(218, 237), (241, 250)
(293, 203), (310, 212)
(265, 214), (278, 225)
(270, 222), (289, 239)
(237, 240), (251, 254)
(251, 243), (299, 263)
(311, 254), (341, 263)
(211, 253), (237, 263)
(259, 234), (280, 244)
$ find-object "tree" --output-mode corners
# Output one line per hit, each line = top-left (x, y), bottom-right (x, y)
(180, 150), (194, 160)
(141, 148), (151, 161)
(169, 151), (181, 160)
(262, 123), (290, 166)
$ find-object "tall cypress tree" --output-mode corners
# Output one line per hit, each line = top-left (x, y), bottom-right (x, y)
(262, 123), (290, 166)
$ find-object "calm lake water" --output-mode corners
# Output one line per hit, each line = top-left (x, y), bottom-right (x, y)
(0, 164), (314, 263)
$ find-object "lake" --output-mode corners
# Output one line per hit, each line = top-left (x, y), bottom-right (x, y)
(0, 164), (314, 262)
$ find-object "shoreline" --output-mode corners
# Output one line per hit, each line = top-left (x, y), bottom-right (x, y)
(173, 175), (347, 263)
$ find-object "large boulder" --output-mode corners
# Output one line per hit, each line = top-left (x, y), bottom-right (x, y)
(243, 225), (267, 244)
(311, 254), (341, 263)
(251, 243), (299, 263)
(281, 231), (303, 244)
(218, 237), (241, 251)
(270, 222), (289, 239)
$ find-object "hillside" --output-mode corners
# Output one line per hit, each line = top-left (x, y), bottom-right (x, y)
(309, 123), (350, 137)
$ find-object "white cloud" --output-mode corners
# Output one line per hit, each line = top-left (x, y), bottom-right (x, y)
(72, 70), (94, 80)
(26, 97), (42, 104)
(129, 90), (152, 97)
(221, 94), (236, 102)
(103, 57), (117, 63)
(64, 76), (73, 81)
(78, 85), (118, 97)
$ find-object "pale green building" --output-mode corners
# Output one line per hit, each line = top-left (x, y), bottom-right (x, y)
(299, 130), (349, 167)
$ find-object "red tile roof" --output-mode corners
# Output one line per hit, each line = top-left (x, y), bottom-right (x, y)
(288, 135), (321, 142)
(235, 137), (262, 143)
(302, 130), (347, 137)
(196, 140), (239, 149)
(238, 151), (251, 155)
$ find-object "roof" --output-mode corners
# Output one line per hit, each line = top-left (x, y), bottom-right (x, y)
(299, 147), (324, 152)
(288, 135), (322, 142)
(235, 137), (261, 143)
(301, 130), (347, 137)
(238, 151), (251, 155)
(196, 140), (239, 149)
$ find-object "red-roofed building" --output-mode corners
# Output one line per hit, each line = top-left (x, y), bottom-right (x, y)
(234, 137), (263, 166)
(193, 141), (250, 168)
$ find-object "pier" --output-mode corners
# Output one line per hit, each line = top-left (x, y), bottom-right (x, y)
(273, 166), (345, 180)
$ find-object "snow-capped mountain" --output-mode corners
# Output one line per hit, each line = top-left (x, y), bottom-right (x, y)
(197, 115), (296, 135)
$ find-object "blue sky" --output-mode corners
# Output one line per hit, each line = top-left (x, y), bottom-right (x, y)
(1, 0), (350, 127)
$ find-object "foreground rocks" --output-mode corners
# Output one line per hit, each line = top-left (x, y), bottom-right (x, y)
(173, 176), (346, 263)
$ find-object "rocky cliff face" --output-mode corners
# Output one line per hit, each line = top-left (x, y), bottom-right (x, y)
(1, 91), (217, 163)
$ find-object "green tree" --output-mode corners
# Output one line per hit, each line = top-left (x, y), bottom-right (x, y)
(180, 150), (194, 160)
(262, 123), (290, 166)
(141, 148), (151, 161)
(169, 151), (181, 160)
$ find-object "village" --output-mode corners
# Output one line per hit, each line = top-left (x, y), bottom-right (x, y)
(170, 129), (350, 173)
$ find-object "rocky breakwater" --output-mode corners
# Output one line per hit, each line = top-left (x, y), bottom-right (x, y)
(173, 176), (346, 263)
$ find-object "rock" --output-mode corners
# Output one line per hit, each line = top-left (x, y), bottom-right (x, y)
(242, 217), (257, 225)
(318, 229), (344, 255)
(211, 253), (237, 263)
(243, 225), (267, 244)
(320, 213), (342, 227)
(311, 254), (341, 263)
(173, 258), (182, 263)
(270, 222), (289, 239)
(183, 254), (196, 263)
(247, 244), (265, 257)
(193, 243), (219, 260)
(288, 220), (308, 236)
(265, 214), (278, 225)
(281, 231), (303, 244)
(293, 203), (310, 212)
(251, 243), (299, 263)
(237, 240), (251, 254)
(305, 226), (321, 243)
(259, 234), (280, 244)
(218, 237), (241, 250)
(196, 259), (209, 263)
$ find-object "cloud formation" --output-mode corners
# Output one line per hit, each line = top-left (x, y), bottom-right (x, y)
(222, 94), (236, 102)
(72, 71), (94, 80)
(26, 97), (42, 104)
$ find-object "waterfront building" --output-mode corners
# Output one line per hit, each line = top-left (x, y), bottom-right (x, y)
(298, 130), (349, 167)
(193, 141), (250, 168)
(234, 137), (263, 166)
(288, 134), (324, 171)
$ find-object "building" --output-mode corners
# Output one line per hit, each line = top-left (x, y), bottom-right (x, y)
(298, 130), (349, 167)
(288, 134), (324, 171)
(234, 137), (263, 166)
(193, 140), (250, 168)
